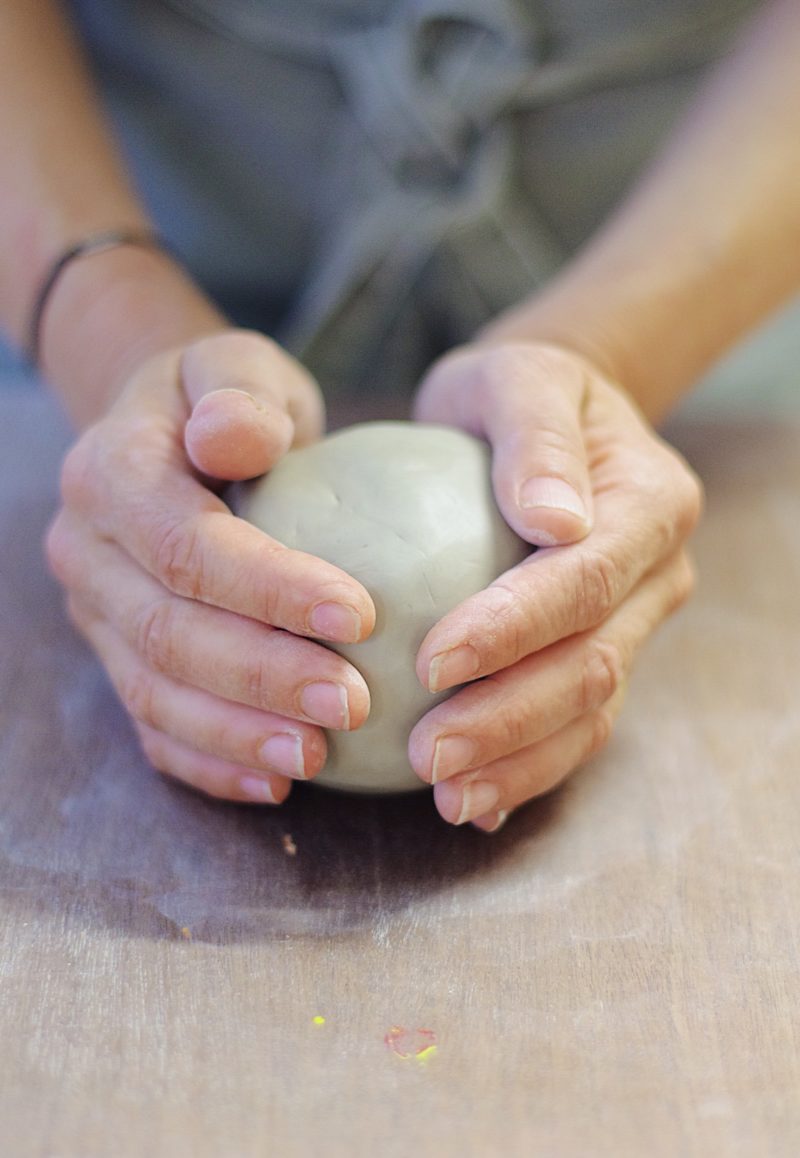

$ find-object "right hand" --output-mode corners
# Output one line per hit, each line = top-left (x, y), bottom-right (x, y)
(45, 330), (376, 805)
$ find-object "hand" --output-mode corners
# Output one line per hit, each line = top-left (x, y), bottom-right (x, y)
(45, 330), (376, 804)
(408, 342), (702, 830)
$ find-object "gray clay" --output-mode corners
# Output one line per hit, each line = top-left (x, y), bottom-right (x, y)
(235, 422), (529, 793)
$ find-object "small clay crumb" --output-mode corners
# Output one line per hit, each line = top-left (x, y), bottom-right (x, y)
(180, 926), (192, 941)
(282, 833), (298, 857)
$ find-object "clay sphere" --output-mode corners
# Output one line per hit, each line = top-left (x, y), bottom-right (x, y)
(235, 422), (528, 793)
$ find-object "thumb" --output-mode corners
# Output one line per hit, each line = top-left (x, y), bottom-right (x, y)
(181, 330), (325, 481)
(487, 345), (593, 546)
(417, 343), (593, 547)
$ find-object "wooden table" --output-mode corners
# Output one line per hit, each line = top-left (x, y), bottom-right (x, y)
(2, 380), (799, 1158)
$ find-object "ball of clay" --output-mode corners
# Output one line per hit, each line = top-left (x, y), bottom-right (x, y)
(235, 422), (528, 793)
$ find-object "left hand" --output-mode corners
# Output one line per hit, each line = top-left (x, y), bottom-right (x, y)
(408, 341), (702, 831)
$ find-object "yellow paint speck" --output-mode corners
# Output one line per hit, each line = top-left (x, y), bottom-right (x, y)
(312, 1015), (326, 1026)
(415, 1045), (437, 1065)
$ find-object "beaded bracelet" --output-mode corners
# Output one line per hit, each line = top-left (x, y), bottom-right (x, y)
(27, 229), (171, 370)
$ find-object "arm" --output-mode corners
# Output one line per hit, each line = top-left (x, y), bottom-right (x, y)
(0, 0), (226, 426)
(410, 0), (800, 829)
(479, 0), (800, 423)
(1, 0), (375, 805)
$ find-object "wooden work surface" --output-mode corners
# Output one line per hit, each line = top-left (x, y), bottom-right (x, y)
(1, 381), (799, 1158)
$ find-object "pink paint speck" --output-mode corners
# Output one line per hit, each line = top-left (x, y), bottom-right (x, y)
(384, 1025), (437, 1060)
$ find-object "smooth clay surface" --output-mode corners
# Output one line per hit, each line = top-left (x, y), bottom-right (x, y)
(236, 422), (529, 793)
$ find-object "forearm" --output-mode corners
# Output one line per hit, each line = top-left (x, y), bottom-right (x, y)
(0, 0), (224, 427)
(479, 0), (800, 424)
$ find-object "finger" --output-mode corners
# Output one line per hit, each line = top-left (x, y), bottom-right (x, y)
(410, 549), (694, 783)
(70, 602), (328, 779)
(181, 330), (325, 480)
(417, 439), (701, 693)
(137, 723), (294, 805)
(416, 343), (593, 545)
(58, 437), (376, 643)
(53, 520), (370, 729)
(433, 680), (628, 826)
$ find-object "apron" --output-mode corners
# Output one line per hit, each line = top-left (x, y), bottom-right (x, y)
(68, 0), (759, 396)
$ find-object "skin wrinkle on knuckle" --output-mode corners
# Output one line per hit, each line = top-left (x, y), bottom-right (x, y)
(478, 582), (526, 661)
(493, 699), (529, 759)
(120, 668), (160, 729)
(135, 597), (181, 676)
(574, 549), (619, 629)
(580, 636), (624, 715)
(150, 514), (206, 598)
(255, 571), (288, 629)
(245, 656), (277, 711)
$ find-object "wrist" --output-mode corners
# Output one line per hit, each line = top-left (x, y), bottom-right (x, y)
(39, 241), (228, 427)
(474, 277), (683, 427)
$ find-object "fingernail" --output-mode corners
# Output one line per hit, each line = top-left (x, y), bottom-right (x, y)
(519, 477), (588, 522)
(300, 681), (350, 729)
(471, 809), (509, 834)
(428, 644), (480, 693)
(221, 388), (266, 411)
(456, 782), (500, 825)
(431, 734), (477, 783)
(436, 778), (500, 825)
(259, 732), (305, 778)
(309, 602), (362, 643)
(239, 775), (279, 804)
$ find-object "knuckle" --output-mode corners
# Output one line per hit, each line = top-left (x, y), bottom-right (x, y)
(150, 515), (205, 597)
(482, 342), (579, 393)
(663, 451), (705, 541)
(137, 726), (167, 773)
(479, 344), (531, 390)
(490, 690), (527, 755)
(670, 552), (698, 613)
(580, 637), (624, 713)
(120, 669), (160, 729)
(200, 328), (279, 361)
(586, 704), (615, 759)
(245, 658), (276, 710)
(678, 466), (705, 537)
(43, 514), (72, 584)
(575, 550), (618, 626)
(59, 436), (96, 509)
(135, 598), (181, 675)
(481, 583), (527, 664)
(259, 587), (288, 631)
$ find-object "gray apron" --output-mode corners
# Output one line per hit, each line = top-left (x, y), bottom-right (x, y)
(68, 0), (760, 396)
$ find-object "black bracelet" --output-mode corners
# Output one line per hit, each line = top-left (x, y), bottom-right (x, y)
(27, 229), (171, 370)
